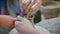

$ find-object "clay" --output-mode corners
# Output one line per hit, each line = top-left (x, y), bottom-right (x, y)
(42, 1), (60, 7)
(41, 1), (60, 19)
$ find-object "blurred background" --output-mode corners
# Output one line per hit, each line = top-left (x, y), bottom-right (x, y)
(0, 0), (60, 34)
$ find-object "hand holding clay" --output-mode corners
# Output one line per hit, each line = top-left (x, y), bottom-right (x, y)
(15, 16), (34, 34)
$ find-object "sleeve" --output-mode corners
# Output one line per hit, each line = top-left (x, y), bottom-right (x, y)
(1, 0), (7, 8)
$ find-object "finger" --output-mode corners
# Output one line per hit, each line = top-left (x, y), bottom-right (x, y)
(15, 21), (25, 29)
(25, 0), (34, 14)
(15, 21), (21, 29)
(27, 0), (42, 17)
(16, 16), (24, 21)
(15, 21), (20, 26)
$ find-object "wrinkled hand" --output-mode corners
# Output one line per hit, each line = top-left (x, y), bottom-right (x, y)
(15, 16), (34, 34)
(0, 15), (16, 29)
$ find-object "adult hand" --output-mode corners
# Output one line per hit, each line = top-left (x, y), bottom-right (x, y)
(19, 0), (32, 14)
(0, 15), (16, 29)
(15, 16), (34, 34)
(19, 0), (42, 25)
(19, 0), (42, 17)
(15, 16), (51, 34)
(26, 0), (42, 18)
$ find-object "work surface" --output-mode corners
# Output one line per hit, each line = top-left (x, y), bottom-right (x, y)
(9, 25), (50, 34)
(36, 14), (60, 34)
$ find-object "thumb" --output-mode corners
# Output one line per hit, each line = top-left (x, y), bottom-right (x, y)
(17, 16), (24, 21)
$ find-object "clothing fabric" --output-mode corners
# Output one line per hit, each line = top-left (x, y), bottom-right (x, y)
(9, 0), (24, 17)
(11, 6), (24, 17)
(0, 0), (2, 14)
(0, 0), (7, 15)
(1, 0), (7, 8)
(0, 1), (2, 9)
(0, 10), (1, 15)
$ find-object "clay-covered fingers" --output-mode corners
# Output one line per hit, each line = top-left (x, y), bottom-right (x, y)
(16, 16), (24, 21)
(16, 16), (32, 24)
(15, 20), (34, 34)
(15, 16), (35, 34)
(15, 16), (34, 28)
